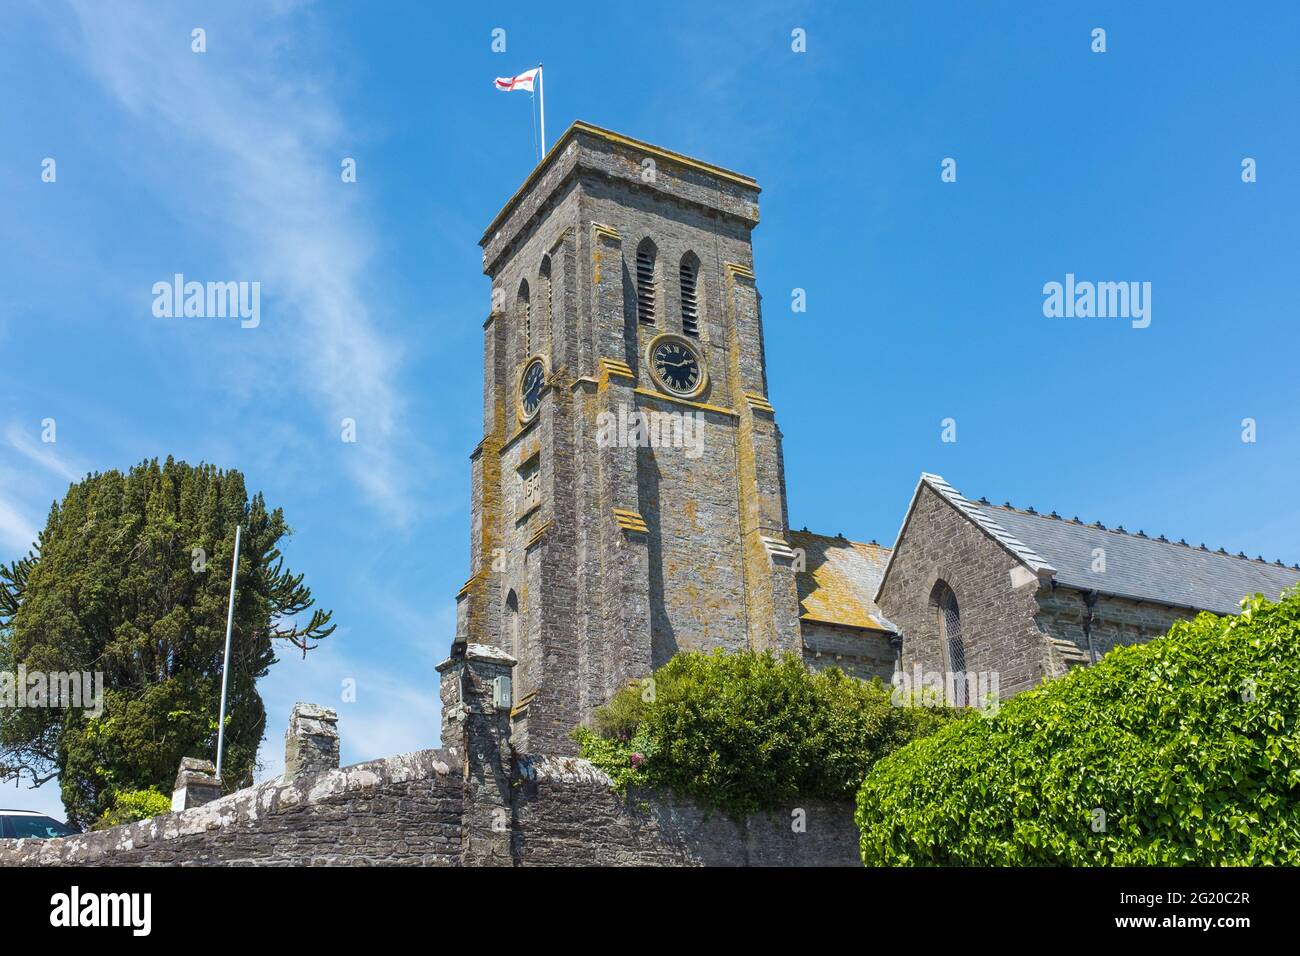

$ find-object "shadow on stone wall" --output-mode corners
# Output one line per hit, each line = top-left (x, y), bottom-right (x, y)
(0, 647), (859, 867)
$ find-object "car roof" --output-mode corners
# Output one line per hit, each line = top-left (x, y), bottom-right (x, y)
(0, 809), (52, 816)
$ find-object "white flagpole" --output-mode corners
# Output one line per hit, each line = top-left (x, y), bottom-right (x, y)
(215, 523), (241, 781)
(538, 63), (546, 155)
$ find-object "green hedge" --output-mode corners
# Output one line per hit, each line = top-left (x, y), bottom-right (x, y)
(575, 649), (953, 818)
(856, 587), (1300, 865)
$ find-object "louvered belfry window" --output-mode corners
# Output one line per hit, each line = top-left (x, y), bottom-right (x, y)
(518, 280), (531, 352)
(941, 588), (967, 706)
(539, 255), (552, 345)
(680, 256), (699, 336)
(636, 240), (656, 324)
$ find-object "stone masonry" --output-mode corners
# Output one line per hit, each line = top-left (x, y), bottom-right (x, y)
(801, 620), (896, 682)
(4, 748), (463, 866)
(170, 757), (222, 812)
(875, 473), (1300, 702)
(0, 672), (857, 867)
(877, 481), (1054, 696)
(284, 702), (340, 779)
(456, 122), (804, 756)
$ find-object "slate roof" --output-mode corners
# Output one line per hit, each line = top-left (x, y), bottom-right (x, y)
(983, 504), (1300, 614)
(787, 530), (894, 632)
(882, 473), (1300, 616)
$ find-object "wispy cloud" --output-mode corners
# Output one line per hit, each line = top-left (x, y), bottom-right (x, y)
(255, 629), (443, 781)
(0, 493), (38, 555)
(0, 423), (80, 554)
(57, 0), (419, 524)
(4, 423), (83, 484)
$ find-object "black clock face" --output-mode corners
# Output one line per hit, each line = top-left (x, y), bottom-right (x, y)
(652, 340), (701, 395)
(520, 361), (545, 418)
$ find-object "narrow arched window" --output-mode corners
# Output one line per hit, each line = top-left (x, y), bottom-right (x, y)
(539, 255), (553, 346)
(679, 252), (700, 337)
(931, 581), (968, 706)
(506, 589), (522, 700)
(635, 238), (657, 324)
(517, 279), (531, 354)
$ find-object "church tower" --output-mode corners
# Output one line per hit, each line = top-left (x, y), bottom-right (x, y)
(453, 122), (802, 754)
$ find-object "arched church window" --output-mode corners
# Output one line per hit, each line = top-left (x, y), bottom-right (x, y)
(679, 252), (700, 337)
(931, 581), (967, 706)
(517, 279), (531, 354)
(636, 238), (657, 324)
(506, 589), (522, 700)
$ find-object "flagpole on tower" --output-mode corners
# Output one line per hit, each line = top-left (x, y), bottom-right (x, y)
(538, 63), (546, 155)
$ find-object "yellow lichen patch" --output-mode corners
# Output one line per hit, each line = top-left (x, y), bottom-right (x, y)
(787, 530), (892, 631)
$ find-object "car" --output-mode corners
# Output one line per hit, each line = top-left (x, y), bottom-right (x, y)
(0, 809), (79, 840)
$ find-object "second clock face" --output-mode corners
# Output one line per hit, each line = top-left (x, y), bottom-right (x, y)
(651, 338), (702, 396)
(520, 359), (546, 420)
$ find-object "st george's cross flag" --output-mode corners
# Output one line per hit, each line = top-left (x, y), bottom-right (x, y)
(494, 65), (547, 154)
(494, 68), (538, 92)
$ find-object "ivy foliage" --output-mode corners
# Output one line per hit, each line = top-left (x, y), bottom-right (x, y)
(575, 649), (954, 818)
(856, 587), (1300, 865)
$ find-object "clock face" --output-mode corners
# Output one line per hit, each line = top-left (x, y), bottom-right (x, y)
(651, 338), (702, 396)
(520, 360), (545, 420)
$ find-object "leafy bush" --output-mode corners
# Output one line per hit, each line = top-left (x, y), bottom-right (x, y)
(856, 588), (1300, 865)
(575, 649), (954, 817)
(92, 787), (173, 830)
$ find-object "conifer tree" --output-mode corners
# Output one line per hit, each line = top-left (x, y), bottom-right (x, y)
(0, 457), (334, 827)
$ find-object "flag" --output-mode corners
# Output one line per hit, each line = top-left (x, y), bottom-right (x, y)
(495, 68), (539, 93)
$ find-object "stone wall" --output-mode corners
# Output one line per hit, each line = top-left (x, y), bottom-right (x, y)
(878, 482), (1210, 695)
(801, 621), (896, 683)
(877, 483), (1053, 696)
(0, 749), (857, 868)
(1035, 585), (1197, 662)
(0, 679), (859, 867)
(513, 756), (859, 866)
(460, 123), (803, 757)
(0, 749), (463, 866)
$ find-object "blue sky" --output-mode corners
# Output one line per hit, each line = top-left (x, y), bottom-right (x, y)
(2, 1), (1297, 818)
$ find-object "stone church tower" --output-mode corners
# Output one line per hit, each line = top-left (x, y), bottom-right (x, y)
(452, 122), (803, 755)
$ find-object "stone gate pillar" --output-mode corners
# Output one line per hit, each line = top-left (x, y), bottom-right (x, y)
(437, 642), (517, 866)
(284, 702), (340, 779)
(171, 757), (222, 811)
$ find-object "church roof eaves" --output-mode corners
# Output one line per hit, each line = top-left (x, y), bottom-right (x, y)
(874, 472), (1300, 616)
(874, 473), (1057, 604)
